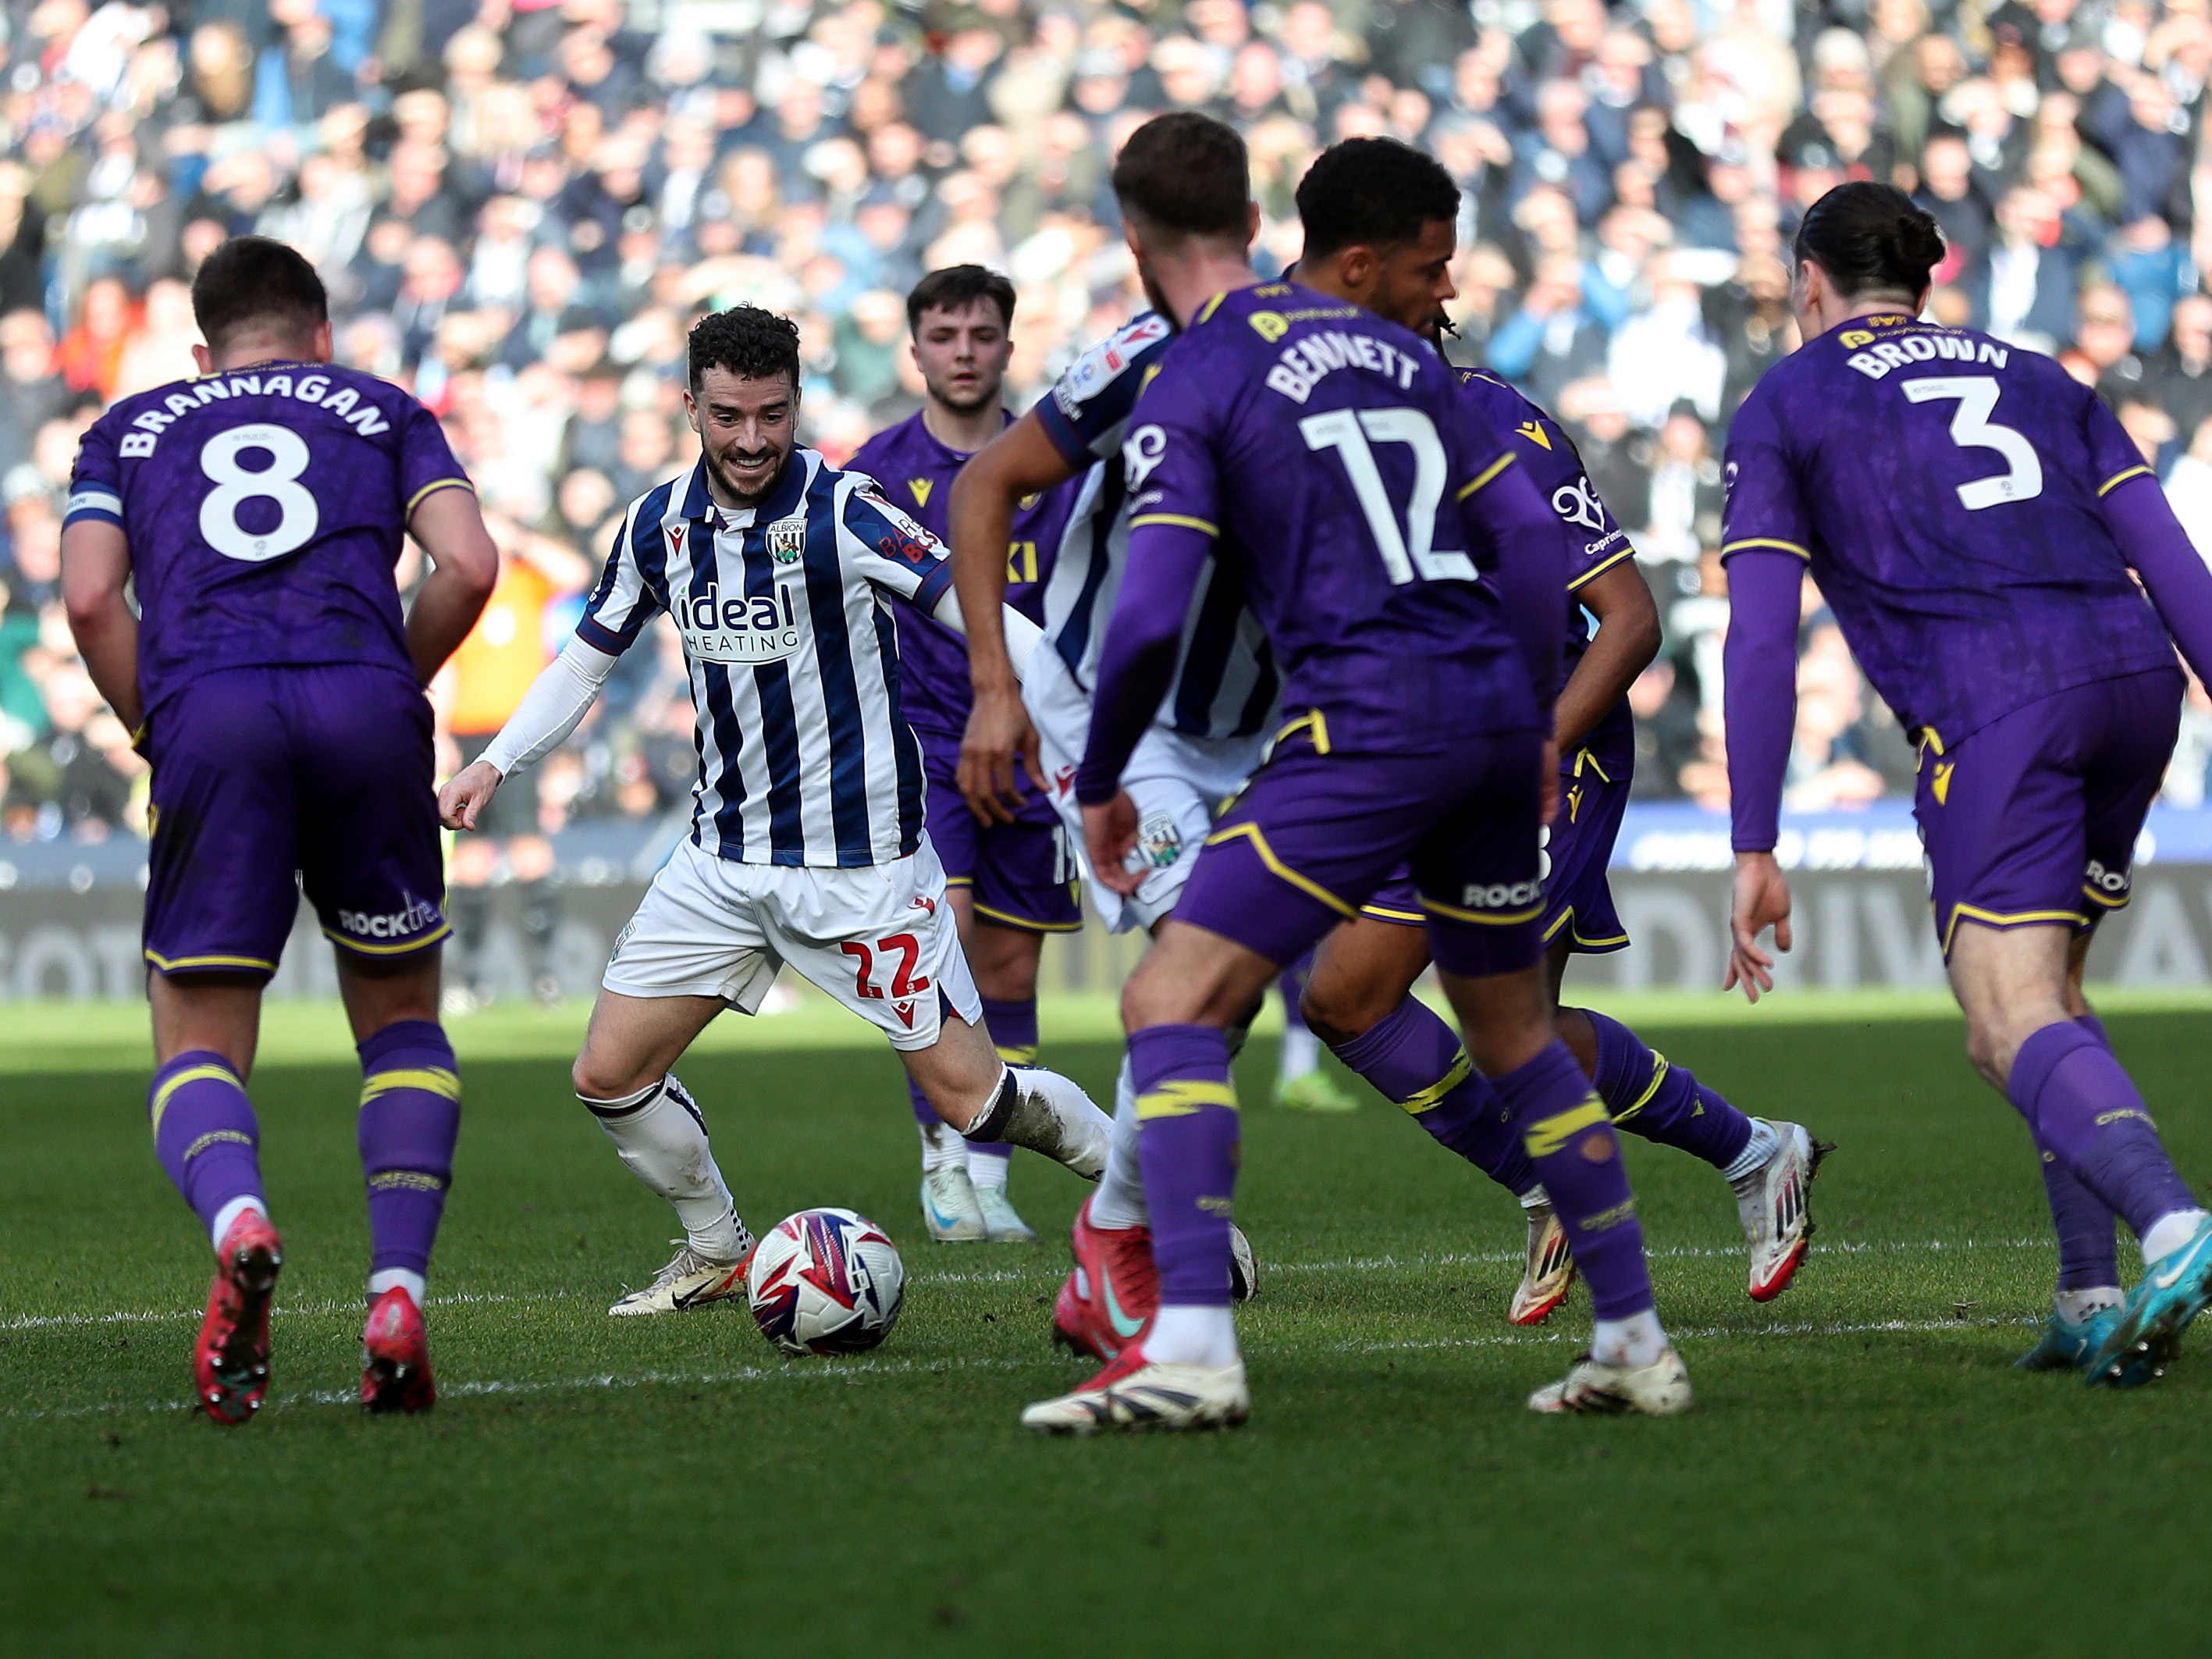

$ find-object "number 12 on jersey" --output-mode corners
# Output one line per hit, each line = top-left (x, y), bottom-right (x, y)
(1299, 408), (1477, 585)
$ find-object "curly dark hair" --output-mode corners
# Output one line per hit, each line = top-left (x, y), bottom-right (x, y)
(1296, 138), (1461, 259)
(687, 304), (802, 390)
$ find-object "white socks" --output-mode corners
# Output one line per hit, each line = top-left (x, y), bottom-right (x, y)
(1723, 1119), (1781, 1186)
(917, 1117), (967, 1174)
(1090, 1057), (1148, 1230)
(1145, 1303), (1240, 1368)
(1591, 1308), (1669, 1370)
(209, 1194), (268, 1251)
(2056, 1287), (2123, 1323)
(966, 1064), (1111, 1178)
(1518, 1185), (1552, 1212)
(2139, 1208), (2211, 1266)
(1278, 1024), (1321, 1085)
(582, 1075), (749, 1261)
(368, 1268), (426, 1310)
(968, 1145), (1011, 1191)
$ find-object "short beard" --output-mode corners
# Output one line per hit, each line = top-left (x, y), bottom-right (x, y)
(926, 376), (1001, 418)
(1139, 264), (1175, 326)
(712, 447), (785, 507)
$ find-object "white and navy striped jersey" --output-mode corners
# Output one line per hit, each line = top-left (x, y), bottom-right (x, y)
(578, 450), (951, 868)
(1034, 312), (1278, 742)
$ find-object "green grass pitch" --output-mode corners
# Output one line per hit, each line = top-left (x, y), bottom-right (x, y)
(5, 992), (2212, 1657)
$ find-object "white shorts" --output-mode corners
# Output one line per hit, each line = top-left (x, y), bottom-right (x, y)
(1024, 644), (1268, 934)
(604, 834), (982, 1052)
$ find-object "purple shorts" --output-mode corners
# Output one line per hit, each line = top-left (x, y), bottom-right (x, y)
(1916, 668), (2182, 959)
(1361, 741), (1631, 956)
(1173, 726), (1547, 978)
(919, 736), (1083, 934)
(143, 665), (448, 977)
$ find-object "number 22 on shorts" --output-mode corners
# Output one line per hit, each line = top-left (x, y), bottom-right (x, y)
(840, 934), (931, 1004)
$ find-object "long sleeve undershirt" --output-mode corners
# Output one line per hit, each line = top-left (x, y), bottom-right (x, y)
(480, 584), (1040, 779)
(1721, 547), (1804, 854)
(2104, 473), (2212, 684)
(1074, 520), (1211, 805)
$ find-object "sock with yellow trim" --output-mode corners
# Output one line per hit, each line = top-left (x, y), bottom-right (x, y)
(1496, 1040), (1655, 1322)
(151, 1051), (265, 1248)
(1582, 1009), (1753, 1171)
(357, 1020), (461, 1287)
(1329, 998), (1537, 1195)
(1130, 1024), (1240, 1309)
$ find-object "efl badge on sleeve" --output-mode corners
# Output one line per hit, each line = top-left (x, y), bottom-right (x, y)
(767, 518), (806, 564)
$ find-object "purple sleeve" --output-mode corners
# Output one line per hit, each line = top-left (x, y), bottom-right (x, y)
(1073, 520), (1213, 804)
(2102, 474), (2212, 682)
(1722, 549), (1805, 853)
(398, 395), (475, 518)
(1459, 454), (1567, 708)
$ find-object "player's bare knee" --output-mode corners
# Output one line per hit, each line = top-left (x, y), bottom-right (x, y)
(573, 1050), (649, 1103)
(1299, 977), (1378, 1047)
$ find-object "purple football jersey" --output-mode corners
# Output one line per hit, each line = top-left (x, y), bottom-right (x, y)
(1455, 365), (1637, 764)
(66, 361), (471, 717)
(1122, 282), (1541, 753)
(845, 409), (1077, 740)
(1721, 314), (2176, 746)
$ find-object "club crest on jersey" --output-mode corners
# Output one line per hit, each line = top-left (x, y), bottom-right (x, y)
(766, 518), (807, 564)
(1133, 812), (1184, 870)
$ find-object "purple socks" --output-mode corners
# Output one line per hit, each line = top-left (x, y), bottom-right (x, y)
(1493, 1040), (1655, 1321)
(1130, 1023), (1240, 1308)
(909, 993), (1032, 1159)
(1583, 1009), (1755, 1171)
(357, 1020), (462, 1280)
(2031, 1014), (2123, 1290)
(1329, 998), (1538, 1196)
(2008, 1019), (2196, 1243)
(151, 1051), (265, 1237)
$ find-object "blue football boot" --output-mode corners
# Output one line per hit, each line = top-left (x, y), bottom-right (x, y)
(2085, 1216), (2212, 1389)
(2014, 1307), (2116, 1372)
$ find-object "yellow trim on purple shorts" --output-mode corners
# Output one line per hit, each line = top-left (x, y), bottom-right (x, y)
(1201, 822), (1360, 919)
(970, 899), (1086, 935)
(144, 949), (279, 974)
(1939, 903), (2086, 960)
(1358, 899), (1425, 924)
(321, 920), (453, 957)
(1419, 893), (1546, 927)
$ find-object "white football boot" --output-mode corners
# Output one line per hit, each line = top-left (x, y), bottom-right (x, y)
(1509, 1198), (1576, 1325)
(1022, 1348), (1251, 1435)
(975, 1182), (1037, 1244)
(1527, 1347), (1694, 1415)
(608, 1237), (754, 1316)
(1733, 1120), (1832, 1301)
(1229, 1223), (1258, 1301)
(919, 1165), (989, 1242)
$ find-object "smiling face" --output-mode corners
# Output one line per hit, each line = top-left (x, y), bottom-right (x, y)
(685, 365), (798, 509)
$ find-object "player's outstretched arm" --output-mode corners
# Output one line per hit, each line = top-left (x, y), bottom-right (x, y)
(437, 636), (621, 830)
(2101, 472), (2212, 683)
(1556, 561), (1661, 753)
(949, 411), (1079, 824)
(405, 485), (500, 684)
(60, 519), (142, 735)
(1720, 547), (1805, 1002)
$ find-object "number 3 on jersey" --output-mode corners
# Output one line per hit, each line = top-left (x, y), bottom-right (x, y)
(1299, 408), (1477, 585)
(200, 422), (320, 562)
(1902, 376), (2043, 511)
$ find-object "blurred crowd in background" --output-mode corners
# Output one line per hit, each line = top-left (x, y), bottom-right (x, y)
(9, 0), (2212, 877)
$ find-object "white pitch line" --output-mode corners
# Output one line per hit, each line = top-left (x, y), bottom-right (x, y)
(0, 1237), (2057, 1331)
(0, 1315), (2043, 1422)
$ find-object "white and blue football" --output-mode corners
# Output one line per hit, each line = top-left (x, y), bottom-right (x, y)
(745, 1208), (905, 1357)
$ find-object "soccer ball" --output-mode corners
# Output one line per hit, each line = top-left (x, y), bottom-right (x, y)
(745, 1208), (905, 1356)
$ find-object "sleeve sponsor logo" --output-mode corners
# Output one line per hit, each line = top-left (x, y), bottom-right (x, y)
(1122, 424), (1167, 490)
(1550, 475), (1605, 532)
